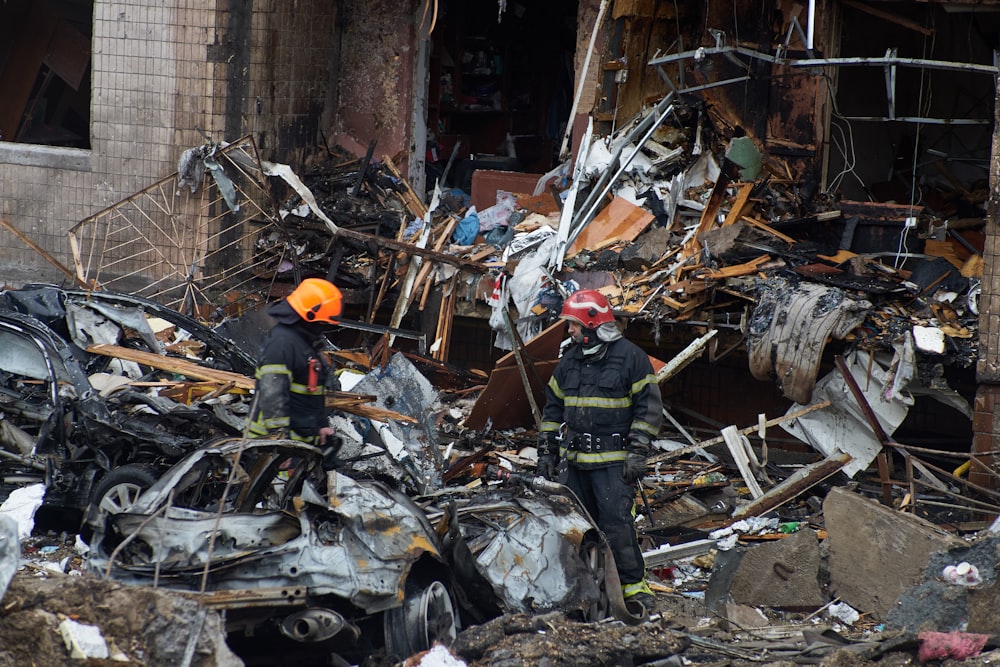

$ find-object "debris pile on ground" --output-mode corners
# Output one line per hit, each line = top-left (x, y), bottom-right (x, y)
(0, 82), (991, 667)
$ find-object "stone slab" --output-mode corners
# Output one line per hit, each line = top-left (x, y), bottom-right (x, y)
(825, 487), (966, 620)
(729, 528), (825, 609)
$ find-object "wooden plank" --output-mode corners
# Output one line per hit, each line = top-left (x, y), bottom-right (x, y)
(732, 453), (853, 519)
(722, 183), (755, 227)
(408, 215), (458, 311)
(382, 155), (428, 219)
(567, 196), (655, 258)
(465, 360), (561, 430)
(324, 396), (417, 423)
(683, 169), (731, 257)
(741, 216), (798, 244)
(699, 254), (772, 279)
(87, 344), (255, 390)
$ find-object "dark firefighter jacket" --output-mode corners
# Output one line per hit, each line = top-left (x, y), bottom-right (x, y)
(540, 337), (662, 468)
(249, 322), (330, 442)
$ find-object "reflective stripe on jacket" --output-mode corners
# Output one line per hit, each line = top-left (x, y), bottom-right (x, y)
(249, 322), (330, 440)
(541, 337), (662, 468)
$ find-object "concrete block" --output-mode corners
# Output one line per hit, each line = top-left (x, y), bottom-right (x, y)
(729, 528), (825, 610)
(620, 226), (671, 271)
(889, 535), (999, 634)
(825, 487), (966, 620)
(723, 602), (770, 629)
(968, 580), (1000, 633)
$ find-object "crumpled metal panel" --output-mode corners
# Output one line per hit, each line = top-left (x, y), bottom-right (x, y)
(348, 352), (446, 491)
(324, 470), (441, 562)
(66, 300), (163, 355)
(88, 440), (443, 614)
(457, 491), (600, 614)
(748, 277), (871, 404)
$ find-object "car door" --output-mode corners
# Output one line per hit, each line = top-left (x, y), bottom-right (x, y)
(0, 318), (74, 458)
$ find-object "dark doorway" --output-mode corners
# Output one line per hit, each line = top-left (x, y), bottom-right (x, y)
(427, 0), (579, 194)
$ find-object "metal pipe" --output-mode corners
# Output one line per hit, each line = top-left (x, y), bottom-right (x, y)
(559, 0), (610, 160)
(568, 94), (675, 244)
(807, 0), (816, 50)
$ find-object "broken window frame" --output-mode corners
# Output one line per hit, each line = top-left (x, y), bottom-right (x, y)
(66, 136), (285, 314)
(0, 0), (93, 154)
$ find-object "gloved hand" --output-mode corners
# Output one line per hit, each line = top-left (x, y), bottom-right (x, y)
(623, 433), (650, 484)
(623, 451), (646, 483)
(536, 435), (559, 481)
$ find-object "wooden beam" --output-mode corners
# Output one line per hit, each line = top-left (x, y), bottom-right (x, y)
(841, 0), (935, 37)
(87, 344), (255, 389)
(336, 226), (485, 273)
(741, 216), (798, 244)
(722, 183), (755, 227)
(732, 453), (853, 519)
(699, 254), (773, 279)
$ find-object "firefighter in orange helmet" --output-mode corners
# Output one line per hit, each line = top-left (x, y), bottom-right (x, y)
(538, 289), (663, 613)
(248, 278), (342, 446)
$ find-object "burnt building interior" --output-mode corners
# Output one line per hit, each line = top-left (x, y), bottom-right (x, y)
(0, 0), (93, 147)
(427, 0), (580, 192)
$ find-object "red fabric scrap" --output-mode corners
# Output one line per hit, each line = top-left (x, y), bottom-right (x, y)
(918, 631), (990, 662)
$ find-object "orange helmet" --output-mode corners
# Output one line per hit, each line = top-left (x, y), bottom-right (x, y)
(560, 289), (614, 328)
(286, 278), (343, 324)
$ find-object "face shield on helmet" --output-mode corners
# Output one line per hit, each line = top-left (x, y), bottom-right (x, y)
(286, 278), (343, 324)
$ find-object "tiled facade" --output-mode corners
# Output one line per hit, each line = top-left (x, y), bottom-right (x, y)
(0, 0), (338, 285)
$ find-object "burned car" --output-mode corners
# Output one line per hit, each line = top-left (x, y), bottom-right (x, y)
(85, 438), (458, 665)
(84, 435), (645, 662)
(0, 285), (255, 520)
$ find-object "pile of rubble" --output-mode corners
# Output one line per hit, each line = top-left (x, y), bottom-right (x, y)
(0, 89), (992, 665)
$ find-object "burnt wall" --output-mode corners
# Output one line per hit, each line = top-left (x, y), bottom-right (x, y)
(330, 0), (416, 162)
(248, 0), (339, 168)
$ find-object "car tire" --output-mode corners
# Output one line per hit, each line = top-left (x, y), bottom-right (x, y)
(91, 464), (159, 516)
(383, 580), (457, 659)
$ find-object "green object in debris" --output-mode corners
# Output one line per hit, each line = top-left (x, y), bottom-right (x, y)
(691, 471), (727, 487)
(778, 521), (801, 534)
(726, 136), (762, 181)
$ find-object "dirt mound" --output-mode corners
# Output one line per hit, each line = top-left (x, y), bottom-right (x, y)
(0, 568), (240, 667)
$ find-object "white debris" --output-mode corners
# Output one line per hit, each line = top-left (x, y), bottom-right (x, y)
(0, 483), (46, 540)
(406, 644), (468, 667)
(59, 618), (110, 660)
(913, 325), (946, 354)
(943, 561), (982, 586)
(0, 515), (19, 598)
(827, 601), (860, 625)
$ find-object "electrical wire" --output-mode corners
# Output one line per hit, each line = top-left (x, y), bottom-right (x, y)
(897, 12), (936, 269)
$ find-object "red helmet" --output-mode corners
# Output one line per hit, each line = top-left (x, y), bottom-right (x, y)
(560, 289), (614, 328)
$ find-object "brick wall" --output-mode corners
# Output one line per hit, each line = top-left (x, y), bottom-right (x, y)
(0, 0), (337, 288)
(972, 384), (1000, 488)
(249, 0), (338, 166)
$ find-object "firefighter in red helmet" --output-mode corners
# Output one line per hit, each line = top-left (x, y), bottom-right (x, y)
(248, 278), (342, 447)
(539, 288), (663, 613)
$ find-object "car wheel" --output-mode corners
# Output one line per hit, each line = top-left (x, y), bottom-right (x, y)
(580, 536), (611, 622)
(92, 464), (159, 516)
(383, 580), (457, 659)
